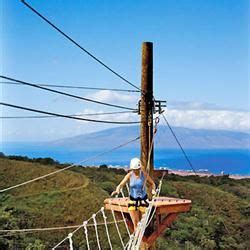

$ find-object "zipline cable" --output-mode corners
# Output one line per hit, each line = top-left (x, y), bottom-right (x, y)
(0, 76), (136, 111)
(0, 110), (137, 119)
(0, 81), (139, 93)
(0, 135), (140, 193)
(0, 102), (140, 124)
(20, 0), (142, 92)
(162, 113), (197, 174)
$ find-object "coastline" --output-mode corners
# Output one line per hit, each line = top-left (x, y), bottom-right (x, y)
(109, 164), (250, 179)
(167, 169), (250, 180)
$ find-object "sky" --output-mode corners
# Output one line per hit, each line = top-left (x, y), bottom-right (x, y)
(0, 0), (249, 142)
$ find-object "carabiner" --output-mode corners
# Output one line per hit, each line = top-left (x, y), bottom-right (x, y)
(155, 116), (160, 124)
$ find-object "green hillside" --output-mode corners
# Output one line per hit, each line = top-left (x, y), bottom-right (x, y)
(0, 156), (249, 249)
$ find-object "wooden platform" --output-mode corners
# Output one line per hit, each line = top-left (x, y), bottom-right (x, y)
(104, 197), (192, 246)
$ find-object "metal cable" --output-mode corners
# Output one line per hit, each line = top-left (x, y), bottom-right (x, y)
(162, 113), (197, 174)
(0, 81), (140, 93)
(0, 102), (140, 124)
(0, 76), (136, 111)
(0, 135), (140, 193)
(20, 0), (141, 92)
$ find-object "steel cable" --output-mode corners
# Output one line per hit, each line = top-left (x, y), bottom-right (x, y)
(0, 81), (140, 93)
(0, 102), (140, 124)
(0, 76), (136, 111)
(20, 0), (142, 92)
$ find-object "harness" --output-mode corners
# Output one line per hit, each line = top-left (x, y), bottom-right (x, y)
(128, 195), (149, 210)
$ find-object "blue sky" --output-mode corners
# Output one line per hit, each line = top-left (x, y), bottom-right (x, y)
(0, 0), (249, 141)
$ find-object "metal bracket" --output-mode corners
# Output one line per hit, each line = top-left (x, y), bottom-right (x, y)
(138, 99), (166, 115)
(154, 100), (167, 114)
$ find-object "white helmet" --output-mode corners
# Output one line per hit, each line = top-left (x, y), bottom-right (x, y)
(130, 158), (141, 170)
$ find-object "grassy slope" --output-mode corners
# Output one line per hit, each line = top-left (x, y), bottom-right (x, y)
(0, 158), (249, 249)
(0, 158), (127, 249)
(159, 177), (250, 249)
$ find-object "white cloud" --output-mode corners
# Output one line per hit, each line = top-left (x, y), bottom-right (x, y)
(166, 108), (250, 132)
(168, 101), (222, 110)
(85, 90), (139, 105)
(73, 102), (250, 133)
(3, 97), (249, 142)
(72, 90), (139, 125)
(74, 99), (250, 132)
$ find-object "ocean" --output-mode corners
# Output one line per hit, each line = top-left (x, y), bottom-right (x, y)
(1, 142), (249, 176)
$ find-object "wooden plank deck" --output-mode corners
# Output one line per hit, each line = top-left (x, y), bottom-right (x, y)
(104, 196), (192, 247)
(104, 197), (191, 214)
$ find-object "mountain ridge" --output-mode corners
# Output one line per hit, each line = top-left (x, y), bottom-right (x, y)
(48, 126), (250, 150)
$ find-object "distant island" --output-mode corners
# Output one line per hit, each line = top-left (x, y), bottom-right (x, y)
(48, 125), (250, 150)
(2, 126), (250, 176)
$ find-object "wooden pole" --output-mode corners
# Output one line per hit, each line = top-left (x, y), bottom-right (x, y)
(140, 42), (154, 178)
(140, 42), (154, 249)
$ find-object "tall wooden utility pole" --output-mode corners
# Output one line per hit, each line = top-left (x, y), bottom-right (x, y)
(140, 42), (155, 250)
(140, 42), (154, 177)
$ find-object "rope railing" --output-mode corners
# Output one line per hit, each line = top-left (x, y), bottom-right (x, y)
(52, 206), (127, 249)
(53, 209), (101, 249)
(101, 207), (113, 250)
(116, 192), (131, 236)
(92, 213), (101, 250)
(0, 225), (81, 233)
(68, 233), (73, 250)
(109, 199), (125, 248)
(83, 221), (90, 250)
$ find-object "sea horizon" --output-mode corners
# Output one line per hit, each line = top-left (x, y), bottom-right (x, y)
(1, 142), (249, 176)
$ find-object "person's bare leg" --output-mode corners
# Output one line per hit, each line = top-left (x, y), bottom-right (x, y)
(129, 210), (140, 231)
(139, 210), (145, 220)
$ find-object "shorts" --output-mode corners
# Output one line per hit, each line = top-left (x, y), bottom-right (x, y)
(128, 196), (149, 213)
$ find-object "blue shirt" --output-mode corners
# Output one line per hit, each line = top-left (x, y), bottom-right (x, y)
(129, 171), (147, 199)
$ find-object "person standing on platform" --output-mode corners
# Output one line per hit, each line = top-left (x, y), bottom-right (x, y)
(111, 158), (156, 230)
